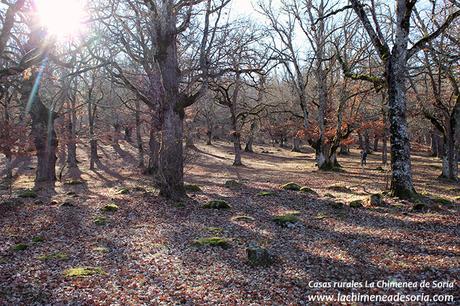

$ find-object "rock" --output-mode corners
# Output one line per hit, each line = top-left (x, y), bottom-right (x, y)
(64, 179), (84, 185)
(349, 200), (364, 208)
(16, 189), (37, 198)
(231, 215), (255, 222)
(224, 180), (242, 189)
(272, 213), (300, 227)
(61, 200), (75, 207)
(34, 199), (43, 205)
(184, 184), (202, 192)
(257, 191), (276, 197)
(246, 244), (273, 267)
(203, 200), (231, 209)
(94, 216), (108, 226)
(192, 237), (230, 249)
(300, 186), (318, 196)
(412, 202), (428, 212)
(101, 203), (119, 212)
(280, 182), (301, 191)
(330, 202), (344, 209)
(116, 187), (130, 195)
(368, 193), (384, 206)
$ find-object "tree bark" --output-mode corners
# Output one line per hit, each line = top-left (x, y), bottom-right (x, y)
(245, 121), (256, 153)
(135, 100), (144, 168)
(291, 137), (301, 152)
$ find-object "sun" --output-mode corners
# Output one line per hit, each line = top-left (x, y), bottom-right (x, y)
(35, 0), (87, 40)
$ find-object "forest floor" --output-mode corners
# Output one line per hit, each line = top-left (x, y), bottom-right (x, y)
(0, 140), (459, 305)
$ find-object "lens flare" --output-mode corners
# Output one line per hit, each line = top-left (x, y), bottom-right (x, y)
(35, 0), (87, 40)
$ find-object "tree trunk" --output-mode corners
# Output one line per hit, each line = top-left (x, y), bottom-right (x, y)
(386, 11), (415, 198)
(147, 119), (160, 174)
(206, 129), (212, 145)
(291, 137), (301, 152)
(66, 106), (78, 169)
(124, 126), (133, 143)
(27, 88), (58, 183)
(245, 122), (256, 153)
(158, 104), (185, 199)
(373, 136), (379, 151)
(364, 130), (371, 153)
(135, 100), (144, 168)
(339, 145), (349, 155)
(431, 132), (439, 157)
(382, 130), (388, 165)
(441, 131), (458, 180)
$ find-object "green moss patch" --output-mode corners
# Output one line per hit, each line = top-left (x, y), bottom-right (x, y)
(349, 200), (364, 208)
(32, 236), (45, 243)
(231, 215), (255, 222)
(16, 189), (37, 198)
(116, 187), (130, 195)
(257, 191), (276, 197)
(101, 203), (119, 212)
(280, 182), (301, 191)
(63, 267), (105, 278)
(300, 186), (318, 195)
(204, 227), (224, 234)
(273, 213), (300, 227)
(94, 216), (108, 226)
(38, 252), (69, 261)
(203, 200), (230, 209)
(92, 246), (110, 254)
(184, 184), (202, 192)
(12, 243), (28, 251)
(64, 179), (84, 185)
(193, 237), (230, 249)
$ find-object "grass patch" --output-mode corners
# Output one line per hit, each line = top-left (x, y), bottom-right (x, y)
(184, 184), (202, 192)
(203, 200), (230, 209)
(101, 203), (119, 212)
(12, 243), (28, 251)
(16, 189), (37, 198)
(193, 237), (230, 249)
(280, 182), (301, 191)
(63, 267), (105, 278)
(38, 252), (69, 261)
(94, 216), (108, 226)
(257, 191), (276, 197)
(231, 215), (255, 222)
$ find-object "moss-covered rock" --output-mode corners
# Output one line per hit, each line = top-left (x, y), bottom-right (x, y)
(101, 203), (119, 212)
(327, 185), (352, 193)
(272, 213), (300, 227)
(12, 243), (28, 251)
(38, 252), (69, 261)
(204, 227), (224, 234)
(32, 236), (45, 243)
(184, 184), (202, 192)
(224, 180), (242, 189)
(63, 267), (105, 278)
(192, 237), (230, 249)
(92, 246), (110, 254)
(116, 187), (130, 195)
(247, 244), (273, 267)
(231, 215), (255, 222)
(64, 179), (84, 185)
(16, 189), (37, 198)
(280, 182), (301, 191)
(349, 200), (364, 208)
(300, 186), (318, 196)
(257, 191), (276, 197)
(203, 200), (230, 209)
(94, 216), (108, 226)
